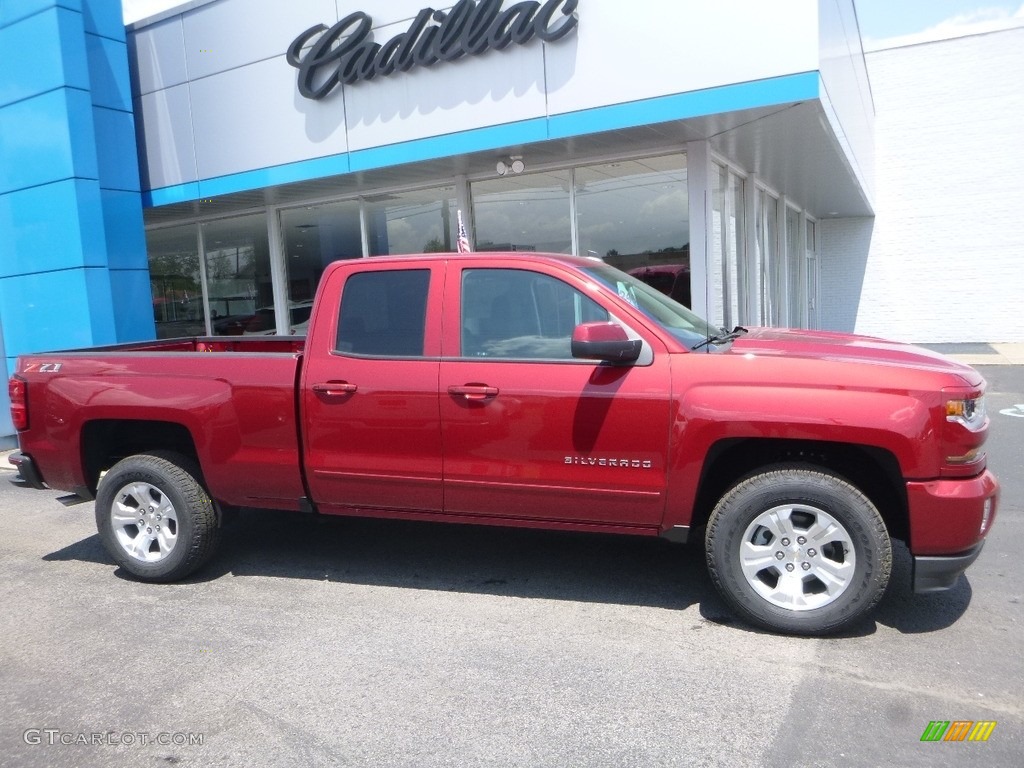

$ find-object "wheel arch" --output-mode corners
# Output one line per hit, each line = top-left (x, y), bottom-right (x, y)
(81, 420), (200, 496)
(691, 438), (908, 542)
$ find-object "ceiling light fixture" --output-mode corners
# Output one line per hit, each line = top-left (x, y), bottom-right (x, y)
(496, 156), (526, 176)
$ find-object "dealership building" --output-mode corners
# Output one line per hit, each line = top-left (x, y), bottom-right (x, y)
(1, 0), (1023, 439)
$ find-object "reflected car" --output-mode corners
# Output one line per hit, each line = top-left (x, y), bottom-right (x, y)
(628, 264), (691, 307)
(243, 301), (314, 335)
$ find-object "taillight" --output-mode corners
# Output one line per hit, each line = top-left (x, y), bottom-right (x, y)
(9, 375), (28, 431)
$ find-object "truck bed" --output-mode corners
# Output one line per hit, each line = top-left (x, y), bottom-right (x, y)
(14, 336), (307, 509)
(74, 336), (306, 355)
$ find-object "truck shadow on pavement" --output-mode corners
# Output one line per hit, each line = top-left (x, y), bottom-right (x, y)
(43, 509), (971, 635)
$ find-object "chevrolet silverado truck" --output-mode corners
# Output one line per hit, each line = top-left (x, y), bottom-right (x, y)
(8, 253), (999, 635)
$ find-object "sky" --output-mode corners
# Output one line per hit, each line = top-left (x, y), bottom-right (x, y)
(122, 0), (1024, 49)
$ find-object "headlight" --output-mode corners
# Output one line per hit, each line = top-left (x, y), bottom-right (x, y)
(946, 395), (986, 431)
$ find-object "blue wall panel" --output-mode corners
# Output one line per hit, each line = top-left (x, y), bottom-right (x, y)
(0, 268), (116, 358)
(108, 269), (156, 341)
(85, 32), (132, 111)
(0, 0), (154, 395)
(0, 7), (88, 108)
(0, 179), (106, 277)
(82, 0), (124, 42)
(0, 1), (82, 28)
(93, 106), (142, 191)
(100, 188), (148, 270)
(0, 88), (98, 195)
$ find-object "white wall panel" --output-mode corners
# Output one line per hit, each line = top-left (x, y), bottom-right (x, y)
(128, 16), (188, 96)
(190, 56), (349, 181)
(183, 0), (338, 80)
(546, 0), (819, 116)
(342, 16), (548, 152)
(335, 0), (449, 26)
(134, 85), (198, 188)
(818, 0), (874, 201)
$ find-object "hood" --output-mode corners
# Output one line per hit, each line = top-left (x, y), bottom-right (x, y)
(726, 327), (983, 387)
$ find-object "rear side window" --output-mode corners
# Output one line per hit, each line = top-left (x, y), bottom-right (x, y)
(335, 270), (430, 356)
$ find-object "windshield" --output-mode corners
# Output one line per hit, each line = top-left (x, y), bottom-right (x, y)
(582, 263), (719, 348)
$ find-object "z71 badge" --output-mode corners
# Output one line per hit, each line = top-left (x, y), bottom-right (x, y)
(564, 456), (653, 469)
(24, 362), (62, 373)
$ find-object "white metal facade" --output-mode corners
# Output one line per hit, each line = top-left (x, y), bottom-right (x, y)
(819, 25), (1024, 343)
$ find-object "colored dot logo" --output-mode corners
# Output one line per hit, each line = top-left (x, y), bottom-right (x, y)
(920, 720), (996, 742)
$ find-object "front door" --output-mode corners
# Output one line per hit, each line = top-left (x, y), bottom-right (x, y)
(302, 264), (444, 514)
(440, 263), (672, 527)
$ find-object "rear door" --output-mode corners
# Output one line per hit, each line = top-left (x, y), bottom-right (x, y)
(302, 261), (444, 514)
(439, 261), (673, 526)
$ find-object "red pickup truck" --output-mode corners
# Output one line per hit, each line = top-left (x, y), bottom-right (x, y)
(8, 253), (998, 635)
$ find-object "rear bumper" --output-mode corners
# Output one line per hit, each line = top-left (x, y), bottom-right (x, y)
(8, 451), (46, 490)
(913, 541), (984, 593)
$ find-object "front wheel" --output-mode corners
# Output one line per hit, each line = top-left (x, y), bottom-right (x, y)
(705, 465), (892, 635)
(95, 451), (219, 582)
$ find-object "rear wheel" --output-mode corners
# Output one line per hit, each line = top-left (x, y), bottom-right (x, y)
(95, 451), (219, 582)
(705, 465), (891, 635)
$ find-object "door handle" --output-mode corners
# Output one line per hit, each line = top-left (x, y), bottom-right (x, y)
(312, 382), (358, 397)
(448, 384), (499, 401)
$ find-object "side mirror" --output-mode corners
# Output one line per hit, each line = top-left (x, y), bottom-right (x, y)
(571, 322), (642, 364)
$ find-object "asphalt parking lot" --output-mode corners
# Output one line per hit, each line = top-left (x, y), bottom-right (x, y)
(0, 366), (1021, 768)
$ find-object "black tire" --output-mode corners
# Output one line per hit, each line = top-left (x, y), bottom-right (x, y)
(95, 451), (219, 582)
(705, 465), (892, 636)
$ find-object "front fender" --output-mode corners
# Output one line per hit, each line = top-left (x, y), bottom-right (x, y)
(663, 385), (934, 528)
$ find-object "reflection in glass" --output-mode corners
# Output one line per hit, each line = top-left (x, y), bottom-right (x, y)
(282, 201), (363, 330)
(576, 156), (688, 287)
(201, 214), (272, 336)
(148, 225), (203, 339)
(471, 171), (571, 254)
(365, 187), (458, 256)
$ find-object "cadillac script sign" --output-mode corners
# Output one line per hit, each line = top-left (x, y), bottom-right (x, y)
(287, 0), (579, 99)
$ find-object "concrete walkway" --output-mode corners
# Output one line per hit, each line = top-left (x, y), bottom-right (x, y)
(921, 343), (1024, 366)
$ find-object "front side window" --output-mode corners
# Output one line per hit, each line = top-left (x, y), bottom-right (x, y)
(336, 270), (430, 356)
(461, 269), (607, 360)
(582, 263), (717, 348)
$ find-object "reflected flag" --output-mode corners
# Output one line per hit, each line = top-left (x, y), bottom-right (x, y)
(457, 209), (471, 253)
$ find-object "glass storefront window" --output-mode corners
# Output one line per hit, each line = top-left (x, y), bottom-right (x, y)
(365, 186), (459, 256)
(710, 163), (744, 327)
(281, 200), (363, 332)
(148, 224), (203, 339)
(201, 214), (273, 336)
(576, 156), (689, 305)
(471, 171), (572, 254)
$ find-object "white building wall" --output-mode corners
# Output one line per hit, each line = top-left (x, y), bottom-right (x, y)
(130, 0), (821, 191)
(821, 26), (1024, 343)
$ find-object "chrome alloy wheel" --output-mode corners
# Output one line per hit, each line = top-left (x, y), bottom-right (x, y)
(109, 481), (179, 563)
(739, 503), (855, 611)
